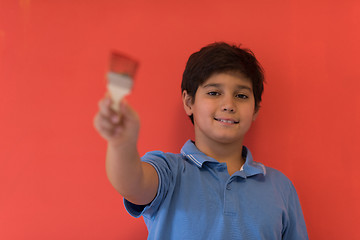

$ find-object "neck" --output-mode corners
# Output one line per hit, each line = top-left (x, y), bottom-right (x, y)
(194, 137), (245, 166)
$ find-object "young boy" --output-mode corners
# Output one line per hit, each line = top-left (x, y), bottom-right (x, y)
(94, 42), (308, 239)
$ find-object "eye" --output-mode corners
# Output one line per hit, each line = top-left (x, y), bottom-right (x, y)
(236, 94), (248, 99)
(208, 91), (220, 96)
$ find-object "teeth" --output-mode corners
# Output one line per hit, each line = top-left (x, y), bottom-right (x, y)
(215, 118), (238, 124)
(220, 119), (234, 123)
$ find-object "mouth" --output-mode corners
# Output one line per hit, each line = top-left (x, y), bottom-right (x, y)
(214, 117), (239, 124)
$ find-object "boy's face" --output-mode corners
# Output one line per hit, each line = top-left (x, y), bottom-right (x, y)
(182, 72), (258, 145)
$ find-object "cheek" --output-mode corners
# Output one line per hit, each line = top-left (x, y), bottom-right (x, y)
(193, 105), (214, 124)
(241, 107), (256, 121)
(195, 100), (213, 114)
(194, 107), (209, 120)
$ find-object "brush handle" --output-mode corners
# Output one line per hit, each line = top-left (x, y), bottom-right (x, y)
(107, 83), (130, 112)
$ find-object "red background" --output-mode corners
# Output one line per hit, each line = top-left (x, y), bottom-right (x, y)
(1, 0), (359, 239)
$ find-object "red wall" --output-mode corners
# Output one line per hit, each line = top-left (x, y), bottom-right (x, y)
(1, 1), (359, 239)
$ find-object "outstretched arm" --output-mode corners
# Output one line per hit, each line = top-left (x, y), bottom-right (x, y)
(94, 97), (158, 205)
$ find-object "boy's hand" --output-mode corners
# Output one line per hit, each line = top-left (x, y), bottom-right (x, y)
(94, 96), (140, 147)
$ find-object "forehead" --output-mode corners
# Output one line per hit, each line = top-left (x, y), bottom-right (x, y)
(201, 71), (253, 89)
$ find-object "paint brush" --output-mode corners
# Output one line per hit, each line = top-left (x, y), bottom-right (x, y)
(107, 51), (138, 112)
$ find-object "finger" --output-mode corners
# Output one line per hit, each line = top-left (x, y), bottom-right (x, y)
(99, 99), (123, 125)
(94, 113), (118, 133)
(99, 116), (117, 131)
(95, 120), (119, 140)
(113, 126), (124, 136)
(98, 97), (113, 118)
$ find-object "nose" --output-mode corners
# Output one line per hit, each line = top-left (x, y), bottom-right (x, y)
(221, 96), (236, 113)
(223, 107), (234, 112)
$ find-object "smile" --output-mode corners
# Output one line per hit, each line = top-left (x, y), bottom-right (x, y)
(214, 117), (239, 124)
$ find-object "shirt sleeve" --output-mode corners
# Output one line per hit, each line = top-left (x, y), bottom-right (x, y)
(282, 182), (309, 240)
(124, 151), (176, 219)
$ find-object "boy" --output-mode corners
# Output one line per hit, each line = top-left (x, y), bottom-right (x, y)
(94, 42), (308, 239)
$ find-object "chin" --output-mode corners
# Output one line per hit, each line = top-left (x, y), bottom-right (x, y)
(213, 135), (243, 145)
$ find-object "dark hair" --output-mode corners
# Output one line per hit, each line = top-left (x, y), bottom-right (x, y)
(181, 42), (265, 123)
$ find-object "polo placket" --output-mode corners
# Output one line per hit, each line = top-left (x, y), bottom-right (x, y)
(223, 174), (247, 215)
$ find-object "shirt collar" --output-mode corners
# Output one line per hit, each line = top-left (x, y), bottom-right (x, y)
(181, 140), (266, 176)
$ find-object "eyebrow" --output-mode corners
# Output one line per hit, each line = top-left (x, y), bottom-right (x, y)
(202, 83), (252, 91)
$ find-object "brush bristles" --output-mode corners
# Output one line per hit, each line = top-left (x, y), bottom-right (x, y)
(107, 72), (133, 90)
(109, 52), (138, 78)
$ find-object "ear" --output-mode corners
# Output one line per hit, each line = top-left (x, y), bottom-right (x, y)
(182, 90), (193, 116)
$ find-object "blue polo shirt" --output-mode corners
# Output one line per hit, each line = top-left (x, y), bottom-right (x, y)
(124, 140), (308, 240)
